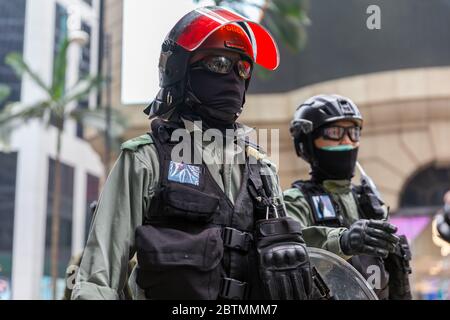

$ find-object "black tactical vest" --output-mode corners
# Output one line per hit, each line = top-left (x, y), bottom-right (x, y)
(135, 119), (274, 300)
(292, 180), (390, 300)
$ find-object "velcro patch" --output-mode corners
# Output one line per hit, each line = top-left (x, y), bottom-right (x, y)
(168, 161), (201, 186)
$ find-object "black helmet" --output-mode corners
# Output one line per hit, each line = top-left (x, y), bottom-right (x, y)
(144, 6), (280, 119)
(290, 94), (363, 162)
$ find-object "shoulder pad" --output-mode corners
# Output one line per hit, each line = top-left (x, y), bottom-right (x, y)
(121, 134), (154, 151)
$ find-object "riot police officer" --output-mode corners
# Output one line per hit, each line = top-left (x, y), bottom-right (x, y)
(284, 94), (412, 300)
(72, 6), (313, 300)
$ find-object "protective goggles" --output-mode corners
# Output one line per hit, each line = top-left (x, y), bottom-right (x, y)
(190, 55), (253, 80)
(319, 125), (362, 142)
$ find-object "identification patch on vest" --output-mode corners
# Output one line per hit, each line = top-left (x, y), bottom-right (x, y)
(168, 161), (201, 186)
(311, 195), (338, 222)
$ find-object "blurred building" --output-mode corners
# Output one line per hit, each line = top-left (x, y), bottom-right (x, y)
(0, 0), (103, 299)
(101, 0), (450, 299)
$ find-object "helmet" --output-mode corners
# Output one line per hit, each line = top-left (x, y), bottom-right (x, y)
(194, 24), (254, 60)
(144, 6), (280, 118)
(290, 94), (363, 162)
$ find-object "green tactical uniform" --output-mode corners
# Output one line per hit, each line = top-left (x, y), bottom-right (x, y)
(283, 180), (364, 260)
(63, 253), (137, 300)
(284, 179), (393, 299)
(285, 94), (410, 300)
(71, 119), (283, 300)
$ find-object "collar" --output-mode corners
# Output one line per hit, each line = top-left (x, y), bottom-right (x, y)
(322, 180), (352, 194)
(181, 117), (255, 139)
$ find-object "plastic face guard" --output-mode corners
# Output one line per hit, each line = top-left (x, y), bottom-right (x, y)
(166, 6), (280, 70)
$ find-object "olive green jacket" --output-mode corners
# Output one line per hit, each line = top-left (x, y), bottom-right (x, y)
(284, 180), (364, 260)
(71, 119), (283, 300)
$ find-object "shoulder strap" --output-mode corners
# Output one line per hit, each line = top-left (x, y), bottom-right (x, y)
(350, 184), (365, 218)
(151, 118), (183, 143)
(292, 180), (344, 227)
(144, 119), (183, 224)
(292, 180), (324, 195)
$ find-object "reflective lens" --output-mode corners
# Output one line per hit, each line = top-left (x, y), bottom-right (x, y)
(203, 56), (233, 74)
(322, 126), (361, 142)
(237, 60), (252, 79)
(191, 55), (252, 79)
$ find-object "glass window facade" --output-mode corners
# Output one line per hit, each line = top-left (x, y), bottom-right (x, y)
(0, 152), (18, 300)
(0, 0), (26, 110)
(76, 21), (92, 139)
(54, 3), (68, 61)
(79, 22), (92, 79)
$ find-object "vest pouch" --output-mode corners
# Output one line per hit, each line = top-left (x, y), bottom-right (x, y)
(135, 224), (224, 300)
(162, 185), (220, 222)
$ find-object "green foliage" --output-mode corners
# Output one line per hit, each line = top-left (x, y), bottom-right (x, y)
(191, 0), (310, 80)
(0, 36), (126, 147)
(262, 0), (310, 52)
(0, 84), (11, 104)
(193, 0), (310, 52)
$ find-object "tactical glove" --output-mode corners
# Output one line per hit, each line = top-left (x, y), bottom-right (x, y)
(255, 217), (313, 300)
(383, 235), (412, 300)
(340, 219), (399, 258)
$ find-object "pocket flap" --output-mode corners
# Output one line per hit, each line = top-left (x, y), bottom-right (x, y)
(164, 186), (220, 214)
(135, 225), (223, 272)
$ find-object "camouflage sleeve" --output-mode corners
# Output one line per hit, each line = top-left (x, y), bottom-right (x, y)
(283, 187), (351, 259)
(71, 141), (159, 300)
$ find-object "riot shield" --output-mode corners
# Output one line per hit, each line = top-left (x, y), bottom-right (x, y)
(308, 247), (378, 300)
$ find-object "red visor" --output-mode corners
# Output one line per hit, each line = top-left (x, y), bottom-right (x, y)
(167, 6), (280, 70)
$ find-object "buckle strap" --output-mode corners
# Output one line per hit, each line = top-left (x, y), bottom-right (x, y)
(219, 277), (248, 300)
(312, 266), (333, 300)
(222, 227), (252, 252)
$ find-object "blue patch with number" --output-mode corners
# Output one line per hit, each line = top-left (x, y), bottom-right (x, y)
(168, 161), (201, 186)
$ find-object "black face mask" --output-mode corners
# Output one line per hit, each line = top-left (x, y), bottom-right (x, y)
(186, 66), (247, 128)
(311, 146), (359, 182)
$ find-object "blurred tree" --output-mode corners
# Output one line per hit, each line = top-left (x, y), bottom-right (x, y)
(193, 0), (310, 79)
(193, 0), (311, 52)
(0, 85), (11, 104)
(0, 85), (11, 144)
(0, 37), (126, 300)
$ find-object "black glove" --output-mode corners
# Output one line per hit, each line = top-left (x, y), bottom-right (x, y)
(384, 235), (412, 300)
(340, 219), (399, 258)
(255, 217), (313, 300)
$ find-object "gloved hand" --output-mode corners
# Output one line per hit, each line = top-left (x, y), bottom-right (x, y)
(255, 217), (313, 300)
(384, 235), (412, 300)
(340, 219), (399, 258)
